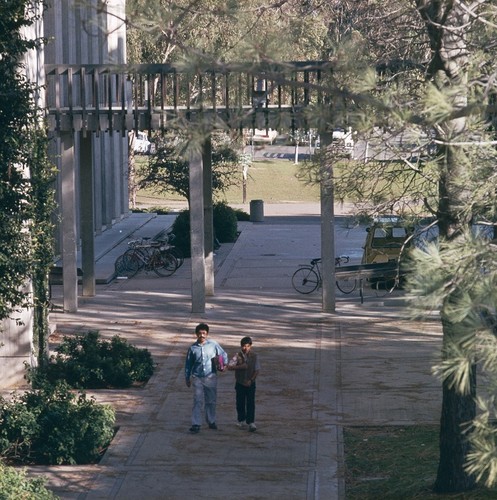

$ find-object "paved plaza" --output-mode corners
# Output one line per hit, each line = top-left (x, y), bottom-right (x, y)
(25, 203), (443, 499)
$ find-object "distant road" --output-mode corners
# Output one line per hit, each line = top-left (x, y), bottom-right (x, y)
(244, 144), (317, 162)
(245, 143), (367, 162)
(245, 140), (410, 163)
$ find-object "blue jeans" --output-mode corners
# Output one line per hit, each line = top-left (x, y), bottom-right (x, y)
(235, 382), (256, 424)
(191, 374), (217, 426)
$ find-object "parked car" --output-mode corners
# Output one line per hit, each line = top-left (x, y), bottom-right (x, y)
(245, 128), (279, 145)
(314, 127), (355, 158)
(331, 127), (355, 158)
(362, 217), (413, 265)
(412, 218), (495, 252)
(133, 131), (154, 154)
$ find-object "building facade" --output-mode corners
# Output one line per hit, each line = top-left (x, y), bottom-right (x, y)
(44, 0), (129, 240)
(0, 0), (129, 389)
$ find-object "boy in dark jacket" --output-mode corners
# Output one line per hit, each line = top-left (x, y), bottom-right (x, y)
(228, 336), (260, 432)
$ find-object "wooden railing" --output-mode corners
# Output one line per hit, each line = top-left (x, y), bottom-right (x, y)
(44, 61), (331, 134)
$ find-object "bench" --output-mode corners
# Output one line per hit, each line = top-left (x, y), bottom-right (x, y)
(335, 261), (402, 304)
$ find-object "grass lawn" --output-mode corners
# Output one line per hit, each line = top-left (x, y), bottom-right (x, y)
(229, 159), (320, 204)
(135, 157), (320, 209)
(344, 426), (497, 499)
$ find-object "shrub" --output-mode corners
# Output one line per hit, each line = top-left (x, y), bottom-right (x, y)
(0, 462), (57, 499)
(213, 201), (238, 242)
(31, 331), (154, 389)
(171, 202), (239, 257)
(130, 206), (172, 215)
(170, 209), (191, 257)
(0, 382), (115, 465)
(234, 208), (250, 221)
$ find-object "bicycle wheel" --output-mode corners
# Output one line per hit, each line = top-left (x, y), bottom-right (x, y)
(153, 250), (178, 277)
(336, 278), (357, 294)
(370, 278), (395, 297)
(292, 267), (320, 294)
(114, 254), (130, 277)
(122, 249), (143, 277)
(168, 246), (184, 268)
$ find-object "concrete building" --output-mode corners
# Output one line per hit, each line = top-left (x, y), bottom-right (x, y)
(0, 0), (128, 389)
(44, 0), (129, 241)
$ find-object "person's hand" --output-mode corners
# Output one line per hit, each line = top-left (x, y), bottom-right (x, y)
(186, 379), (191, 387)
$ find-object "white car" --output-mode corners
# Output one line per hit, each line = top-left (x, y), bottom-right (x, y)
(314, 127), (355, 158)
(133, 131), (154, 154)
(246, 128), (279, 145)
(331, 127), (355, 157)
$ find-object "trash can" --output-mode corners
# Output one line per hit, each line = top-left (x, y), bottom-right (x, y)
(249, 199), (264, 222)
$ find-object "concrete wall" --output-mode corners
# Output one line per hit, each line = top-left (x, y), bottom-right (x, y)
(44, 0), (129, 244)
(0, 286), (35, 388)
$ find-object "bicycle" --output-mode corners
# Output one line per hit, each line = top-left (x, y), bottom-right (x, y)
(156, 231), (184, 269)
(291, 256), (357, 294)
(115, 238), (178, 278)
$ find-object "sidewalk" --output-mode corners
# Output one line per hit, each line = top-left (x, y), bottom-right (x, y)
(29, 203), (443, 499)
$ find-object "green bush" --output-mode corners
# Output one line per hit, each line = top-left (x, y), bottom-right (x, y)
(0, 462), (57, 499)
(171, 202), (239, 257)
(0, 382), (115, 465)
(130, 206), (172, 215)
(234, 208), (250, 221)
(31, 331), (154, 389)
(170, 209), (191, 257)
(213, 202), (238, 242)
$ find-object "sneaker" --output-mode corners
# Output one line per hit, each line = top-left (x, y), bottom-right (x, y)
(189, 425), (200, 433)
(248, 423), (257, 432)
(236, 421), (246, 429)
(208, 423), (218, 430)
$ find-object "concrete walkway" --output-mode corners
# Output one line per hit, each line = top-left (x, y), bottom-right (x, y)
(27, 203), (443, 499)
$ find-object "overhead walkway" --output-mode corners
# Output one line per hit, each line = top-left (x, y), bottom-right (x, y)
(45, 62), (330, 134)
(44, 61), (340, 315)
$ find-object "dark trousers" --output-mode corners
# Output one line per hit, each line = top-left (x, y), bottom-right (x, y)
(235, 382), (256, 424)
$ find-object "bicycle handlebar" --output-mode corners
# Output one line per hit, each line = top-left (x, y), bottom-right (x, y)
(310, 256), (350, 266)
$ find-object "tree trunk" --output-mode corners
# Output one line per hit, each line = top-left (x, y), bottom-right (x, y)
(416, 0), (477, 491)
(435, 383), (476, 492)
(434, 315), (476, 493)
(435, 145), (476, 493)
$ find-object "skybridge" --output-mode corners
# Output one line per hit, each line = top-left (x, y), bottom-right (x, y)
(45, 61), (338, 313)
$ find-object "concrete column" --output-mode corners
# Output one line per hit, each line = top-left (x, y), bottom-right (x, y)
(189, 147), (206, 313)
(203, 138), (214, 296)
(60, 132), (78, 312)
(80, 133), (95, 296)
(93, 140), (103, 232)
(319, 131), (336, 313)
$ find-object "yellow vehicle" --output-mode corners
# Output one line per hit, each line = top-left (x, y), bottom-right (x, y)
(362, 219), (412, 265)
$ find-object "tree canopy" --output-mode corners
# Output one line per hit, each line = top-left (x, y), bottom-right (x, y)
(138, 132), (244, 207)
